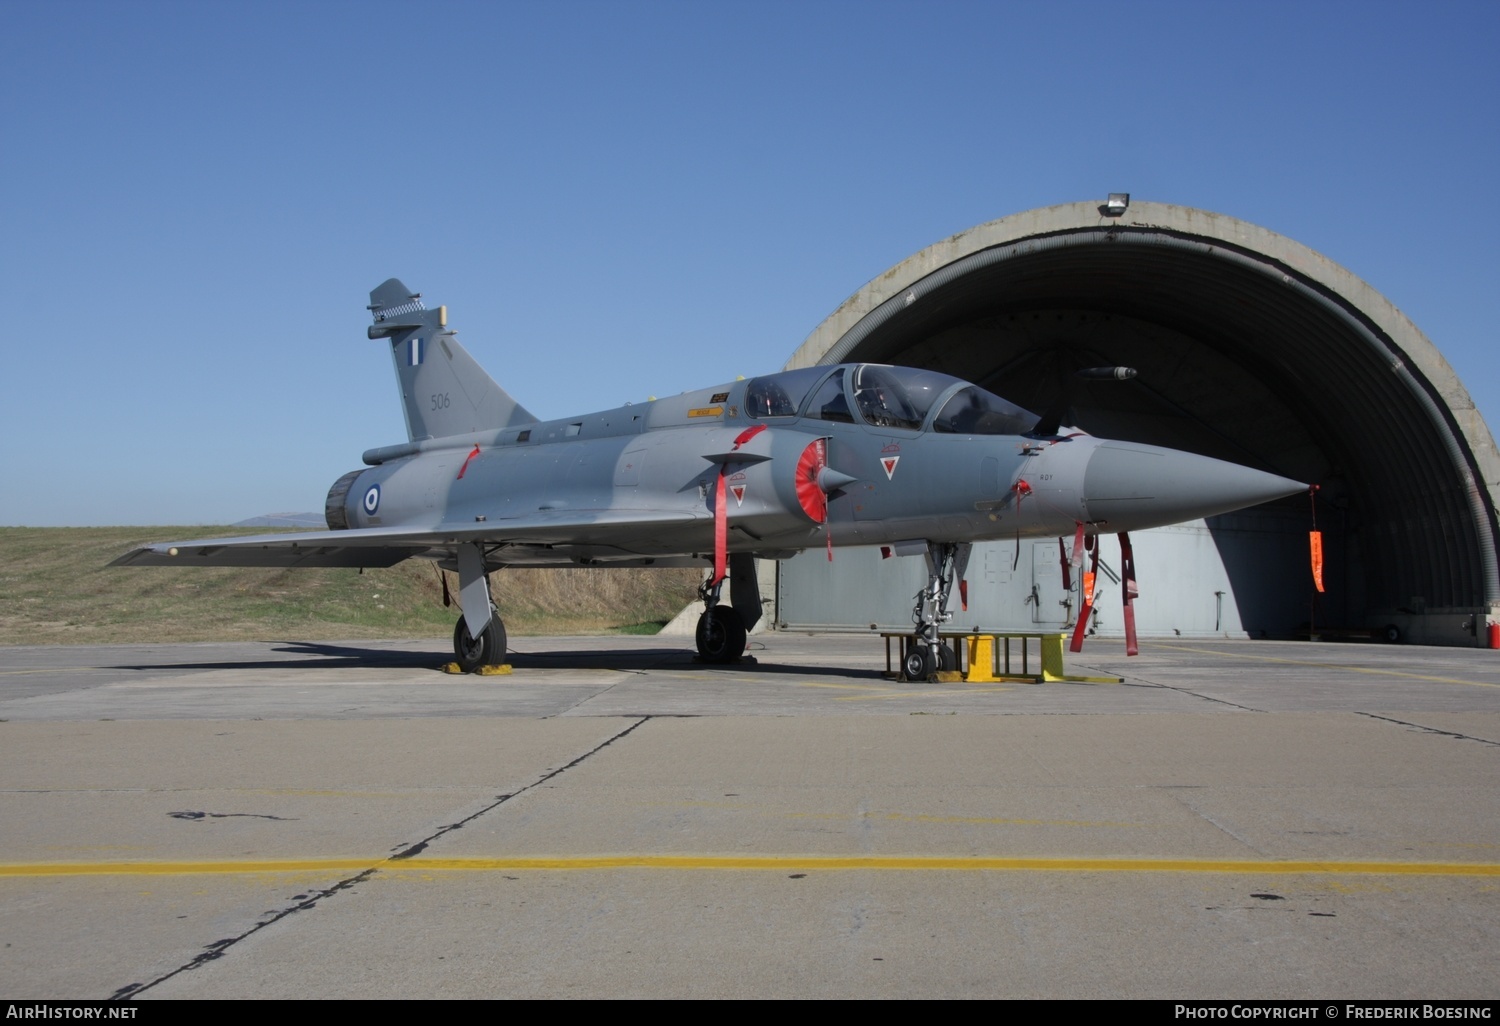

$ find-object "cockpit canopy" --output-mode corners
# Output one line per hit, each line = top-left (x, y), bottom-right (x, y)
(744, 364), (1039, 435)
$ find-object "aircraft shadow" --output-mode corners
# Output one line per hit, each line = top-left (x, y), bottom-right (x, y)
(110, 639), (884, 680)
(113, 640), (445, 673)
(508, 642), (887, 679)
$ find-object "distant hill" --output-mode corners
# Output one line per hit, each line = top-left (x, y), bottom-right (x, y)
(0, 526), (701, 645)
(233, 512), (326, 528)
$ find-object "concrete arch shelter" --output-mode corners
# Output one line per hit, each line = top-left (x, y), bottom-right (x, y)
(776, 201), (1500, 646)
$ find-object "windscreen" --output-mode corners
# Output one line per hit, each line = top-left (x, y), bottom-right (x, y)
(744, 367), (830, 419)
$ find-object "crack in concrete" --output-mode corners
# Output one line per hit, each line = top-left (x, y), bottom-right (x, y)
(1119, 675), (1265, 712)
(389, 716), (649, 859)
(109, 715), (652, 999)
(1356, 711), (1500, 747)
(1168, 791), (1269, 857)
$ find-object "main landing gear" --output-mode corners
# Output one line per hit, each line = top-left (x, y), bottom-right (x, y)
(695, 552), (761, 664)
(696, 602), (746, 663)
(450, 541), (508, 673)
(903, 541), (970, 682)
(453, 611), (507, 672)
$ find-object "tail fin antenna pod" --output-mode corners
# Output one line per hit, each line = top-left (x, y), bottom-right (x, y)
(367, 278), (537, 442)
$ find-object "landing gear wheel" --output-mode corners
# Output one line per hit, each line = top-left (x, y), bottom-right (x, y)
(454, 614), (506, 672)
(1381, 623), (1402, 644)
(937, 645), (957, 673)
(696, 606), (747, 663)
(903, 644), (936, 682)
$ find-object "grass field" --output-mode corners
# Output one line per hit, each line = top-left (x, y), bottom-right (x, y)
(0, 527), (704, 645)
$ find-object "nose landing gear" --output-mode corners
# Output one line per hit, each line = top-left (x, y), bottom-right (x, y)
(904, 541), (970, 681)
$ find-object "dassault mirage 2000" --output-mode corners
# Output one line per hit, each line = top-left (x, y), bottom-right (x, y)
(113, 279), (1305, 679)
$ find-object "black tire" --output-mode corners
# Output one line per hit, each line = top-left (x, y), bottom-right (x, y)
(1381, 623), (1402, 644)
(937, 645), (957, 673)
(454, 614), (506, 672)
(903, 643), (936, 682)
(696, 606), (747, 663)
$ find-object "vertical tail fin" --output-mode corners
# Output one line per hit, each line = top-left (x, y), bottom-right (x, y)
(367, 278), (537, 441)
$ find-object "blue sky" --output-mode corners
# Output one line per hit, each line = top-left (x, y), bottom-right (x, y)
(3, 0), (1496, 525)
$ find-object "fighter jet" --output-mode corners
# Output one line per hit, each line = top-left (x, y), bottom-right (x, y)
(112, 279), (1305, 679)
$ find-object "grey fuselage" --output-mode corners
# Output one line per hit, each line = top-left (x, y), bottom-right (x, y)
(328, 363), (1288, 571)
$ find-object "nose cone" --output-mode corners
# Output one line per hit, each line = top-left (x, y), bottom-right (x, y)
(1084, 442), (1305, 531)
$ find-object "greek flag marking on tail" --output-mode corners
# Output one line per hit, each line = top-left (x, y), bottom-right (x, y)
(408, 337), (424, 366)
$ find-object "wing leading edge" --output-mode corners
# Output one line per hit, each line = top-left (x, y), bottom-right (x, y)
(110, 509), (704, 569)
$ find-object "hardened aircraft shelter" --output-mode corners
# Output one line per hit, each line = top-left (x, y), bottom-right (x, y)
(774, 200), (1500, 646)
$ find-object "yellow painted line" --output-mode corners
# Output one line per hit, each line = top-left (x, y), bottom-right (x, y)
(1150, 643), (1500, 689)
(2, 856), (1497, 878)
